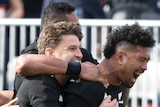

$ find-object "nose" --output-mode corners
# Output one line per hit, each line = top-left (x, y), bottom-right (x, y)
(142, 62), (147, 71)
(75, 48), (83, 60)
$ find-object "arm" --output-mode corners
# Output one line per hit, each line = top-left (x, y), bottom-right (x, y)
(16, 54), (67, 76)
(6, 0), (24, 18)
(16, 54), (108, 87)
(0, 90), (13, 106)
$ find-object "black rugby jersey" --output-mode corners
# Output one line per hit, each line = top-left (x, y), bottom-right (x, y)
(63, 80), (124, 107)
(15, 75), (63, 107)
(12, 40), (98, 100)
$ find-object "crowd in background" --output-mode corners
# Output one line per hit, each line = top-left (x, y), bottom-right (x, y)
(1, 0), (160, 19)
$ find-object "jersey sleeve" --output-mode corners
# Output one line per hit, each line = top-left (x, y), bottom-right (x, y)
(81, 48), (99, 64)
(21, 40), (38, 54)
(12, 40), (38, 99)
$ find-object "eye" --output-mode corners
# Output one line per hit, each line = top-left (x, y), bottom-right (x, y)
(139, 57), (149, 63)
(68, 47), (76, 51)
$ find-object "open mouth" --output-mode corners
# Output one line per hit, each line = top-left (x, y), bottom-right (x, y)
(133, 71), (142, 79)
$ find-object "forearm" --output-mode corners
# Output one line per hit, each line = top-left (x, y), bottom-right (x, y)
(16, 55), (108, 86)
(16, 54), (68, 76)
(7, 0), (24, 18)
(0, 90), (13, 106)
(8, 9), (24, 18)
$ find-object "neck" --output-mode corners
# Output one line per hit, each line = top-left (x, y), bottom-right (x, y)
(98, 59), (121, 86)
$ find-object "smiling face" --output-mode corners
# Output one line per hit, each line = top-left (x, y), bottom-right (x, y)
(117, 45), (150, 88)
(38, 21), (83, 62)
(51, 35), (82, 61)
(45, 35), (82, 62)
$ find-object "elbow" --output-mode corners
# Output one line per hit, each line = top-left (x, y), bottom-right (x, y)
(15, 54), (28, 75)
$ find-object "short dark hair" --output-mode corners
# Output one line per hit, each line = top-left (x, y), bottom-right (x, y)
(103, 22), (155, 58)
(41, 2), (75, 30)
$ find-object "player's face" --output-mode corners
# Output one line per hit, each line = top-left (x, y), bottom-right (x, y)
(118, 46), (150, 88)
(52, 35), (82, 62)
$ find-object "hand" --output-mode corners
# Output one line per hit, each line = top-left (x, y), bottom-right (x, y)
(80, 62), (109, 88)
(99, 95), (119, 107)
(1, 98), (19, 107)
(0, 90), (14, 106)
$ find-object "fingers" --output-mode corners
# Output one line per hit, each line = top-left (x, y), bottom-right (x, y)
(115, 100), (119, 107)
(105, 95), (112, 103)
(2, 97), (18, 107)
(112, 99), (119, 107)
(97, 76), (109, 88)
(103, 78), (109, 88)
(80, 62), (109, 88)
(7, 97), (18, 105)
(100, 95), (119, 107)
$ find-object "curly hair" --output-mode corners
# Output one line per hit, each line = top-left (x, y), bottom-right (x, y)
(103, 22), (155, 58)
(37, 21), (83, 54)
(41, 2), (75, 30)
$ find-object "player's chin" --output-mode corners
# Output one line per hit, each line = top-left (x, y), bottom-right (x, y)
(124, 81), (134, 88)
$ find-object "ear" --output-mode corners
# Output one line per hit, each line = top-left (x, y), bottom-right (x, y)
(115, 51), (125, 65)
(45, 48), (54, 56)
